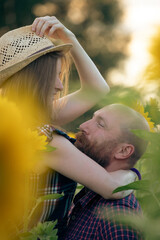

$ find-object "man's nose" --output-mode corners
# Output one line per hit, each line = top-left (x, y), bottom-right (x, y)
(79, 119), (92, 135)
(55, 78), (63, 92)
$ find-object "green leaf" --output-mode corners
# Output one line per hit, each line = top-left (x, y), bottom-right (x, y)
(131, 129), (160, 142)
(113, 180), (150, 194)
(30, 221), (58, 239)
(76, 185), (84, 189)
(45, 221), (57, 233)
(42, 145), (57, 152)
(37, 193), (63, 203)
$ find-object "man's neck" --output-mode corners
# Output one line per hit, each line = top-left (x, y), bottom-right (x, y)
(106, 160), (129, 172)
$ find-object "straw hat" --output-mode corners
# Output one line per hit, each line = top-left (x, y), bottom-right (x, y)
(0, 25), (72, 86)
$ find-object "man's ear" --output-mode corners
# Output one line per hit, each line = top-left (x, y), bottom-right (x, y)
(114, 143), (135, 160)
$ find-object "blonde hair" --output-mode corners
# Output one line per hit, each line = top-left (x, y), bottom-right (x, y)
(1, 51), (71, 126)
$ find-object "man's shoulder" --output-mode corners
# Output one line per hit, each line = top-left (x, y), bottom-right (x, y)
(94, 194), (143, 239)
(75, 190), (143, 239)
(78, 189), (140, 213)
(95, 193), (141, 217)
(99, 193), (139, 206)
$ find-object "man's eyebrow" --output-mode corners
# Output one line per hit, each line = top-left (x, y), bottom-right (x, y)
(93, 112), (108, 127)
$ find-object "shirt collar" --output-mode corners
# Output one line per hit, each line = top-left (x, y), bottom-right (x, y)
(74, 187), (98, 208)
(131, 168), (141, 180)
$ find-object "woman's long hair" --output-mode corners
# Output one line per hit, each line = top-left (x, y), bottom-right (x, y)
(1, 51), (71, 126)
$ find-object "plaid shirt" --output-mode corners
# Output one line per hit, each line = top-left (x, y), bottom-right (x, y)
(30, 125), (77, 235)
(63, 188), (143, 240)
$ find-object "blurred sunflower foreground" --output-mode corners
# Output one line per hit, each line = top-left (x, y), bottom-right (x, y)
(0, 96), (48, 240)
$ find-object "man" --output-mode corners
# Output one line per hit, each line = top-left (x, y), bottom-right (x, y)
(60, 103), (149, 239)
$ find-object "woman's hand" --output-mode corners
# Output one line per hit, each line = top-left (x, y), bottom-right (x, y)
(32, 16), (75, 43)
(109, 170), (137, 198)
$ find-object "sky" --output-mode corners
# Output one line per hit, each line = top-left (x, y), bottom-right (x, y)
(109, 0), (160, 87)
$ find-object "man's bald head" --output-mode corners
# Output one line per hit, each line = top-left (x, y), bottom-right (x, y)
(107, 104), (149, 130)
(106, 104), (150, 167)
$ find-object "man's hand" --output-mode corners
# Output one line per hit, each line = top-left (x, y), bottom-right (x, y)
(31, 16), (75, 43)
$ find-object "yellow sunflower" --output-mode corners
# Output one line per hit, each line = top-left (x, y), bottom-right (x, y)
(132, 102), (155, 132)
(67, 132), (76, 138)
(0, 96), (48, 236)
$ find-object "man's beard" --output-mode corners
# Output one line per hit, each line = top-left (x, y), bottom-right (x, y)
(75, 131), (117, 168)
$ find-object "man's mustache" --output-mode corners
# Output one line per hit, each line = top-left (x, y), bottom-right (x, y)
(76, 131), (87, 142)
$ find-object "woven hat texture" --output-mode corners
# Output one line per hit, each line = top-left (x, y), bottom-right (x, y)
(0, 25), (72, 86)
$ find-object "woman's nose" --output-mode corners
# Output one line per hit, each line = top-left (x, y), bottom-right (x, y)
(55, 78), (63, 92)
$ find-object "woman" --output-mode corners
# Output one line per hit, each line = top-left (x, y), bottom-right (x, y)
(0, 16), (135, 235)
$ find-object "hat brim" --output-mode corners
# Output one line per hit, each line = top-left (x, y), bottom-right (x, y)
(0, 43), (72, 86)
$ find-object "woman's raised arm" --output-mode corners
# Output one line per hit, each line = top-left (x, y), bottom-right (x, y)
(32, 16), (110, 125)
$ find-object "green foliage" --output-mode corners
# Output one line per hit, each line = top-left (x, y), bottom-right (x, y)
(24, 193), (63, 232)
(43, 145), (57, 152)
(18, 193), (63, 239)
(144, 98), (160, 125)
(132, 129), (160, 143)
(38, 193), (63, 203)
(19, 221), (58, 240)
(113, 180), (150, 194)
(76, 185), (84, 190)
(112, 127), (160, 239)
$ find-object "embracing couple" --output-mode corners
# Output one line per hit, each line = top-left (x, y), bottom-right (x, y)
(0, 16), (148, 239)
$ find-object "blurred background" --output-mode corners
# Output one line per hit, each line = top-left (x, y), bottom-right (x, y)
(1, 0), (160, 131)
(1, 3), (160, 239)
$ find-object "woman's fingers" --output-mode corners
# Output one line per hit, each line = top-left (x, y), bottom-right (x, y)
(32, 18), (39, 31)
(48, 23), (64, 37)
(31, 16), (74, 42)
(36, 19), (46, 36)
(32, 16), (60, 36)
(39, 21), (53, 36)
(32, 16), (49, 32)
(40, 21), (62, 37)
